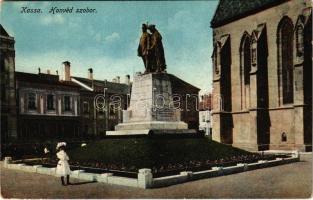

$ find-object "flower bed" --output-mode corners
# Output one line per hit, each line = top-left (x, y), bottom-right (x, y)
(17, 137), (288, 178)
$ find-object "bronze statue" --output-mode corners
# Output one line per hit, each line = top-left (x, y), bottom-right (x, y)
(137, 23), (166, 73)
(148, 24), (166, 72)
(137, 24), (152, 73)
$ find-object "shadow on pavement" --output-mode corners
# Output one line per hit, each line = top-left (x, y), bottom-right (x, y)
(69, 181), (96, 185)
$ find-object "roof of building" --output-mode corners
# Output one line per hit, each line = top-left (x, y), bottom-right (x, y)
(167, 73), (200, 92)
(211, 0), (288, 28)
(0, 24), (10, 37)
(15, 71), (196, 95)
(15, 72), (79, 88)
(72, 76), (130, 94)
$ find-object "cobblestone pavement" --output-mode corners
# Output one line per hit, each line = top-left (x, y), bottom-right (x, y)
(1, 154), (312, 199)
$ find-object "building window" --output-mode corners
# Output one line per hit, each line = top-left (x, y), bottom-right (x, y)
(281, 132), (287, 142)
(1, 84), (5, 102)
(214, 49), (218, 74)
(47, 94), (55, 110)
(28, 93), (36, 110)
(303, 15), (312, 106)
(219, 35), (231, 112)
(212, 44), (220, 75)
(240, 33), (251, 110)
(202, 115), (205, 122)
(243, 38), (251, 85)
(296, 25), (304, 57)
(83, 101), (89, 113)
(0, 57), (4, 73)
(251, 48), (257, 65)
(278, 17), (294, 104)
(64, 96), (71, 111)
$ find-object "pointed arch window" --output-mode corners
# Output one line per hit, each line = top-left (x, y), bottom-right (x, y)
(296, 25), (304, 57)
(240, 33), (251, 109)
(243, 36), (251, 85)
(294, 15), (305, 58)
(277, 17), (294, 105)
(212, 43), (220, 75)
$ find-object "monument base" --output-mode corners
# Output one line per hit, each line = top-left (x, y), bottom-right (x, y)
(116, 121), (188, 130)
(106, 129), (197, 136)
(106, 121), (196, 136)
(106, 72), (198, 136)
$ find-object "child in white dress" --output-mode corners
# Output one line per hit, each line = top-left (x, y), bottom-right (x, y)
(56, 142), (71, 186)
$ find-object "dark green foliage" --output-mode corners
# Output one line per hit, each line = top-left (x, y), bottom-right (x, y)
(67, 137), (252, 170)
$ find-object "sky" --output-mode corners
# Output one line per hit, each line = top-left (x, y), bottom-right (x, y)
(1, 1), (218, 94)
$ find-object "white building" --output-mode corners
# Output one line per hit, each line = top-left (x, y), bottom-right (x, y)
(199, 110), (212, 138)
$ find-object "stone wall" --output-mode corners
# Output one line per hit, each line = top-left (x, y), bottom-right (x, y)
(0, 27), (17, 143)
(211, 0), (312, 151)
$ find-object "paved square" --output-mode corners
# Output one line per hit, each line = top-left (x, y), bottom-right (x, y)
(1, 154), (311, 198)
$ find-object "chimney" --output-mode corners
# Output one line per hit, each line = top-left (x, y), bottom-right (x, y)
(47, 69), (51, 74)
(38, 67), (41, 74)
(88, 68), (93, 80)
(125, 75), (130, 85)
(56, 70), (58, 75)
(63, 61), (71, 81)
(116, 76), (120, 83)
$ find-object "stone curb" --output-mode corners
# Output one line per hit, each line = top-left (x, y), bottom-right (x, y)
(3, 155), (299, 189)
(153, 156), (299, 187)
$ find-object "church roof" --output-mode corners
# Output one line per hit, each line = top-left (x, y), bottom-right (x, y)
(211, 0), (288, 28)
(0, 24), (10, 37)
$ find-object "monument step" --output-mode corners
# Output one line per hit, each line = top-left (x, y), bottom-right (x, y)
(115, 121), (188, 131)
(106, 129), (197, 136)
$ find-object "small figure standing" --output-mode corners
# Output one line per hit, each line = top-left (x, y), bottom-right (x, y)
(44, 147), (50, 154)
(56, 142), (71, 186)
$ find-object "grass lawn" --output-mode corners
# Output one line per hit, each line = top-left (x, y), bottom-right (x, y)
(66, 136), (254, 172)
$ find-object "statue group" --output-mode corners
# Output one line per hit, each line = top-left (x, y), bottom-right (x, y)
(137, 23), (167, 73)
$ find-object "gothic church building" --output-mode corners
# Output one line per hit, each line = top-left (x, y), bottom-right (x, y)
(211, 0), (312, 151)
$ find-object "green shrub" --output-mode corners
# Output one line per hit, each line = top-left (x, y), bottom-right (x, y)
(67, 137), (251, 170)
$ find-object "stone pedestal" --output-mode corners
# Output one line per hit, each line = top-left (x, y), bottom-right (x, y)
(138, 168), (153, 189)
(4, 157), (12, 167)
(107, 73), (194, 135)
